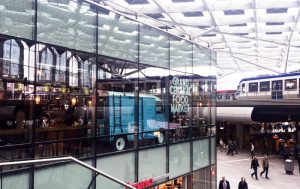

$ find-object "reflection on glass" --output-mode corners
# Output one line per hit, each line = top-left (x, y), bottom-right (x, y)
(37, 0), (96, 53)
(140, 25), (169, 68)
(38, 47), (53, 83)
(98, 10), (138, 61)
(3, 39), (21, 79)
(170, 37), (192, 72)
(0, 0), (34, 39)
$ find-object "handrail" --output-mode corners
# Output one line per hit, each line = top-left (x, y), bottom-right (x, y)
(0, 156), (135, 189)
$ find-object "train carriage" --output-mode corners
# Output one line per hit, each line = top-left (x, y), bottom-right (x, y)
(237, 72), (300, 100)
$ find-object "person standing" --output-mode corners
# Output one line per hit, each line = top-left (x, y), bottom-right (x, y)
(251, 156), (260, 180)
(218, 176), (230, 189)
(250, 142), (255, 159)
(238, 177), (248, 189)
(219, 138), (224, 152)
(260, 155), (269, 178)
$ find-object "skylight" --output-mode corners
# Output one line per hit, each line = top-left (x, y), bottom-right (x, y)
(266, 22), (284, 26)
(159, 26), (173, 30)
(266, 32), (282, 35)
(266, 8), (288, 14)
(229, 23), (247, 27)
(146, 13), (164, 19)
(236, 33), (249, 36)
(125, 0), (149, 5)
(183, 11), (203, 17)
(202, 34), (217, 37)
(224, 10), (245, 16)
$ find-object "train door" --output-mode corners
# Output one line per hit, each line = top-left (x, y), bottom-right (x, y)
(272, 80), (283, 99)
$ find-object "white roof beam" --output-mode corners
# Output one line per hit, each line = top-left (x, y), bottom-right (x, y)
(233, 56), (282, 74)
(283, 4), (300, 73)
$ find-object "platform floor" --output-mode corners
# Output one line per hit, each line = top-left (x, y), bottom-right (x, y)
(217, 150), (300, 189)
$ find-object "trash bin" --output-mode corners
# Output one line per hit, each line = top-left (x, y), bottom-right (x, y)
(285, 159), (294, 174)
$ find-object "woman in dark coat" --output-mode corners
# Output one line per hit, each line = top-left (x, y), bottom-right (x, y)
(238, 177), (248, 189)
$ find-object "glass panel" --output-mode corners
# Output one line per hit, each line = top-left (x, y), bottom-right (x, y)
(34, 160), (93, 189)
(37, 0), (96, 53)
(96, 60), (138, 153)
(139, 146), (167, 180)
(23, 42), (35, 82)
(96, 152), (135, 186)
(37, 45), (54, 84)
(193, 139), (209, 170)
(2, 39), (21, 79)
(193, 45), (213, 76)
(98, 10), (138, 62)
(260, 81), (270, 91)
(170, 37), (192, 73)
(138, 68), (169, 148)
(168, 73), (193, 143)
(96, 176), (134, 189)
(192, 167), (211, 189)
(0, 0), (33, 39)
(2, 171), (30, 189)
(285, 79), (297, 90)
(54, 50), (67, 85)
(140, 25), (169, 69)
(272, 80), (283, 90)
(211, 137), (216, 164)
(169, 142), (190, 178)
(249, 82), (258, 92)
(34, 50), (95, 158)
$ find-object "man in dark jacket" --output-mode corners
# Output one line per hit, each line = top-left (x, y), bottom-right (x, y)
(251, 156), (260, 180)
(260, 155), (269, 178)
(218, 176), (230, 189)
(238, 177), (248, 189)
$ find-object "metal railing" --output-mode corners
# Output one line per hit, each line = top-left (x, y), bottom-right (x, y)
(0, 156), (135, 189)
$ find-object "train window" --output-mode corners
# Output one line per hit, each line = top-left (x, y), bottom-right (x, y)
(260, 81), (270, 91)
(248, 82), (258, 92)
(285, 79), (297, 90)
(272, 80), (283, 90)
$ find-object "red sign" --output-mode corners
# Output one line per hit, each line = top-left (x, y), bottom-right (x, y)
(126, 178), (153, 189)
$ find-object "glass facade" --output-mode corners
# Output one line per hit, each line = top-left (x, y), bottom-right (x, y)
(0, 0), (216, 188)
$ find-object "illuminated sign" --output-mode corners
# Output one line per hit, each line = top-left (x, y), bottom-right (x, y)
(170, 76), (192, 113)
(126, 178), (153, 189)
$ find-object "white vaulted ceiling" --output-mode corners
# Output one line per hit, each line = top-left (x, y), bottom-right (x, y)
(96, 0), (300, 89)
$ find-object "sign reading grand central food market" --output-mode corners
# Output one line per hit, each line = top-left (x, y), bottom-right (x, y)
(170, 76), (192, 113)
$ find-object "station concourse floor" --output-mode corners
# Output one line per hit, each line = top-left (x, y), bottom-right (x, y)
(217, 150), (300, 189)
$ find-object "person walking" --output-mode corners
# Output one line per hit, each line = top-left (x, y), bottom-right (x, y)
(218, 176), (230, 189)
(260, 155), (269, 178)
(227, 140), (234, 156)
(251, 156), (260, 180)
(233, 140), (238, 154)
(238, 177), (248, 189)
(250, 142), (255, 159)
